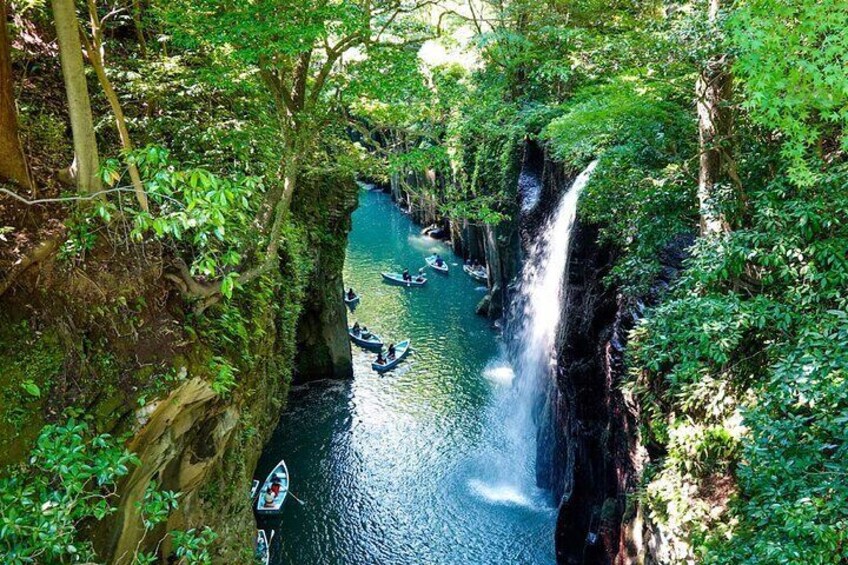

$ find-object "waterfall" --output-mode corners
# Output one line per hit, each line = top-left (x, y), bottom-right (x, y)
(506, 160), (599, 474)
(468, 160), (597, 510)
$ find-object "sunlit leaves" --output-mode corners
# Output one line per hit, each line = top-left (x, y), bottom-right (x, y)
(730, 0), (848, 186)
(128, 145), (260, 289)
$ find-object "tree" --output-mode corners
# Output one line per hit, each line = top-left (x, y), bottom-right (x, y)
(165, 0), (443, 305)
(695, 0), (733, 235)
(730, 0), (848, 187)
(52, 0), (102, 195)
(80, 0), (149, 211)
(0, 0), (32, 189)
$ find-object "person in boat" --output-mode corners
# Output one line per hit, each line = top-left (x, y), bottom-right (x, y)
(263, 487), (275, 507)
(352, 321), (361, 334)
(402, 269), (411, 281)
(387, 343), (396, 360)
(376, 352), (386, 365)
(347, 288), (356, 300)
(270, 475), (282, 497)
(415, 275), (425, 282)
(435, 255), (444, 267)
(361, 326), (372, 339)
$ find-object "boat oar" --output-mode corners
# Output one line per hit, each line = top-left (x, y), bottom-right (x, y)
(288, 491), (307, 506)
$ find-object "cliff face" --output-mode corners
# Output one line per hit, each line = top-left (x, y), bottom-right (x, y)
(0, 173), (357, 563)
(293, 175), (358, 383)
(543, 220), (624, 564)
(543, 217), (692, 564)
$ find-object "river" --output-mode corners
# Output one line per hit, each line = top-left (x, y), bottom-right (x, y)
(256, 188), (557, 564)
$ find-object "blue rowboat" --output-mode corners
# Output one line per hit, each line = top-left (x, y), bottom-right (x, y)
(349, 328), (383, 350)
(372, 340), (411, 373)
(255, 460), (289, 513)
(256, 529), (273, 565)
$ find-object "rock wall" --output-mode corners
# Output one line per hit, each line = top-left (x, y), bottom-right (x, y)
(542, 219), (693, 564)
(479, 220), (520, 319)
(0, 172), (358, 563)
(292, 174), (358, 383)
(389, 169), (443, 227)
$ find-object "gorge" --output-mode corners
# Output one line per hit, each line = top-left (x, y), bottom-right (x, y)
(1, 1), (846, 564)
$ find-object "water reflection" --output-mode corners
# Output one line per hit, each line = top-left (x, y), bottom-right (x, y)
(256, 189), (556, 564)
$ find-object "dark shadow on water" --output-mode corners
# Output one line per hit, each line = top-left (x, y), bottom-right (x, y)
(255, 379), (355, 558)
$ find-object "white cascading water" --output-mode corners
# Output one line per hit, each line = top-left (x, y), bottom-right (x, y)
(507, 160), (598, 441)
(471, 160), (598, 508)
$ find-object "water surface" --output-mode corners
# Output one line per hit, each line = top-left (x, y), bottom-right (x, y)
(257, 189), (556, 564)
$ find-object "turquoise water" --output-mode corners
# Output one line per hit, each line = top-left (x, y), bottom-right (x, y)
(257, 189), (556, 564)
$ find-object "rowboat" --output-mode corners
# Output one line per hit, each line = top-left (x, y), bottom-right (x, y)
(349, 327), (383, 350)
(250, 479), (260, 500)
(463, 264), (488, 283)
(255, 460), (289, 513)
(256, 530), (273, 565)
(425, 255), (449, 274)
(382, 272), (427, 286)
(344, 292), (360, 306)
(372, 340), (411, 373)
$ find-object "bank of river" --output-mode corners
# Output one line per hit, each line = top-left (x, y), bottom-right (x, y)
(257, 188), (556, 564)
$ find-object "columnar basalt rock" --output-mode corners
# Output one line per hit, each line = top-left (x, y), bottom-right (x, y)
(545, 222), (693, 565)
(293, 175), (359, 383)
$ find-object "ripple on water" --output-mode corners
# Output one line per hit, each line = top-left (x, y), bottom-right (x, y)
(258, 190), (557, 565)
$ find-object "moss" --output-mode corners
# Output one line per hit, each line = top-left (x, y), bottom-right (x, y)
(0, 318), (64, 465)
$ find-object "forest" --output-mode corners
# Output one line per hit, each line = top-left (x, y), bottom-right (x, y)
(0, 0), (846, 564)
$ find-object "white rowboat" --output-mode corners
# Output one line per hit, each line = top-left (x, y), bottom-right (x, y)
(382, 272), (427, 286)
(255, 460), (289, 513)
(425, 255), (449, 274)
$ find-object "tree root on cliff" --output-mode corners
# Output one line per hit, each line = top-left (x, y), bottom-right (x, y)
(0, 235), (61, 298)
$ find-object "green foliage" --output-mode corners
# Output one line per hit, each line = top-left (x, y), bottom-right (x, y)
(730, 0), (848, 186)
(0, 420), (221, 564)
(0, 420), (138, 564)
(208, 356), (238, 396)
(171, 527), (217, 565)
(19, 381), (41, 399)
(446, 89), (524, 223)
(0, 322), (64, 452)
(133, 483), (217, 565)
(126, 146), (260, 283)
(631, 167), (848, 561)
(543, 78), (697, 291)
(59, 216), (99, 261)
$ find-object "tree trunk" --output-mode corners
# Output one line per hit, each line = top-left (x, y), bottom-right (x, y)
(52, 0), (101, 195)
(696, 0), (732, 235)
(131, 0), (147, 58)
(81, 3), (149, 211)
(0, 0), (32, 189)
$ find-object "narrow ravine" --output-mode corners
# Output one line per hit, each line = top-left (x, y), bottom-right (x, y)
(256, 188), (557, 564)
